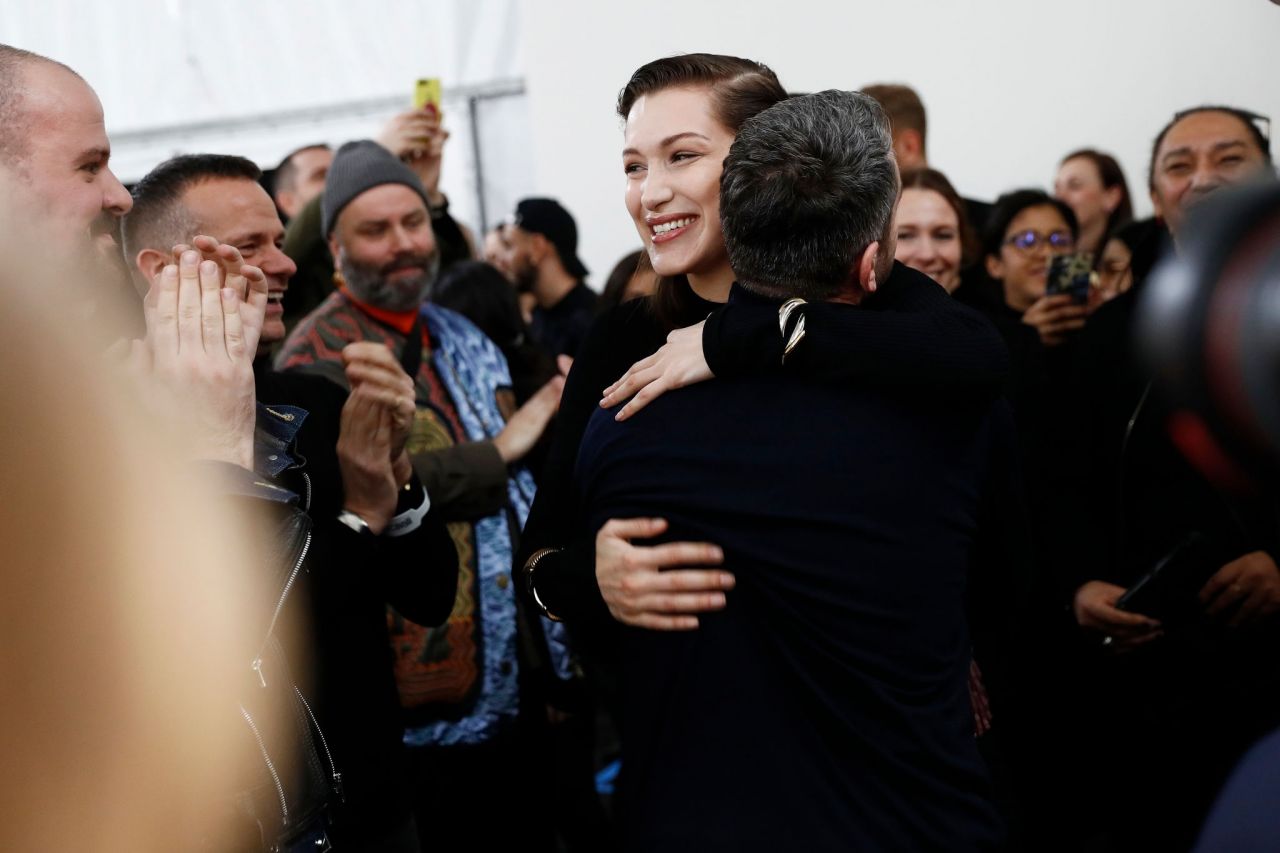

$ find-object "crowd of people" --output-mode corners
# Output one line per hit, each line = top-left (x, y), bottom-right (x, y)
(2, 38), (1278, 853)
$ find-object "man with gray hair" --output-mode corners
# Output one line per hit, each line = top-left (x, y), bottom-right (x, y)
(574, 90), (1009, 851)
(719, 89), (900, 304)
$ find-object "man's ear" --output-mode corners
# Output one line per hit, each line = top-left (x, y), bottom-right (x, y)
(328, 233), (342, 269)
(276, 190), (299, 220)
(129, 248), (169, 299)
(857, 240), (881, 295)
(135, 248), (169, 286)
(530, 233), (550, 266)
(895, 129), (923, 167)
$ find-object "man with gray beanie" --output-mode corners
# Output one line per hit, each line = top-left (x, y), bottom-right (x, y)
(279, 108), (471, 336)
(277, 139), (571, 852)
(574, 91), (1009, 851)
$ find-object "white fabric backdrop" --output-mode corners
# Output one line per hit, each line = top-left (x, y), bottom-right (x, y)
(521, 0), (1280, 287)
(8, 0), (1278, 280)
(1, 0), (532, 235)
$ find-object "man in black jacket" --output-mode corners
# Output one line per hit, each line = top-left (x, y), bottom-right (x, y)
(503, 197), (598, 358)
(575, 90), (1010, 852)
(124, 152), (459, 853)
(1053, 106), (1279, 850)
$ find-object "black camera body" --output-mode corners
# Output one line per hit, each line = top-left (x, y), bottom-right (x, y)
(1138, 179), (1280, 491)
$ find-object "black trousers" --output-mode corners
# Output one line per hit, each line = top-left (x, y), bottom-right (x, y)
(406, 716), (556, 853)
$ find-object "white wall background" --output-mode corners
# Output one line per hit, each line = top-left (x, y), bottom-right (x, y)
(0, 0), (532, 235)
(522, 0), (1280, 286)
(5, 0), (1277, 278)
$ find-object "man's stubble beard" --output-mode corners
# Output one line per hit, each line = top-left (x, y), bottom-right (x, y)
(512, 260), (538, 294)
(0, 165), (139, 340)
(339, 246), (440, 313)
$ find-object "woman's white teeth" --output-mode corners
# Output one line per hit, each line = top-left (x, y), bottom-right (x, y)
(267, 292), (284, 303)
(653, 217), (693, 235)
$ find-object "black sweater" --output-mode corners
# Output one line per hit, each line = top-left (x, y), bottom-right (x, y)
(518, 263), (1010, 623)
(515, 264), (1018, 715)
(575, 291), (1011, 851)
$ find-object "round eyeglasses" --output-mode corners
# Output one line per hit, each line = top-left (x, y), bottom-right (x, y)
(1003, 229), (1075, 252)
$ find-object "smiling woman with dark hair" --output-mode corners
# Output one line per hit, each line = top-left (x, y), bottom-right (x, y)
(517, 52), (1012, 677)
(516, 54), (792, 644)
(518, 54), (1010, 642)
(573, 87), (1009, 853)
(503, 55), (1021, 851)
(895, 167), (977, 293)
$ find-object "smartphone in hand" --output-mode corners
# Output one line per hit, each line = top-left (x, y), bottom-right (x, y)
(413, 78), (443, 118)
(1045, 252), (1095, 303)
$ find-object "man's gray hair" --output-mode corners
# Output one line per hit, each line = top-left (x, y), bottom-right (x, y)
(720, 89), (897, 300)
(0, 44), (81, 168)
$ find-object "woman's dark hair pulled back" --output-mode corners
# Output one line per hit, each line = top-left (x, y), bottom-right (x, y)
(617, 53), (787, 329)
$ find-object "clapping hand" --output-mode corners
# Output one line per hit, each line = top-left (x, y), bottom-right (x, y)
(342, 342), (418, 488)
(126, 244), (266, 469)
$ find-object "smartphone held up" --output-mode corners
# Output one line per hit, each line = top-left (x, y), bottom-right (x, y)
(413, 78), (443, 118)
(1044, 252), (1095, 304)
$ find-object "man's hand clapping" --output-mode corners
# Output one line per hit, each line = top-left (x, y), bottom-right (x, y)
(341, 343), (417, 458)
(127, 242), (267, 470)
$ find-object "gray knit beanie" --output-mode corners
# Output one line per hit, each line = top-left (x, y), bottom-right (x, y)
(321, 140), (432, 235)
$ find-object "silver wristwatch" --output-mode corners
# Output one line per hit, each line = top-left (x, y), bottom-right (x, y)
(336, 509), (373, 537)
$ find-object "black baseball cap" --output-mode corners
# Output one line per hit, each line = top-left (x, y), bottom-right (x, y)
(512, 198), (589, 279)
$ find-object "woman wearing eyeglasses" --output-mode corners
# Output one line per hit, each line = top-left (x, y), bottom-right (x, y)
(970, 190), (1100, 846)
(981, 189), (1084, 348)
(974, 189), (1087, 461)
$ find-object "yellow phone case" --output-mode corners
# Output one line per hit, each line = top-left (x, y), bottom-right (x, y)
(413, 78), (442, 114)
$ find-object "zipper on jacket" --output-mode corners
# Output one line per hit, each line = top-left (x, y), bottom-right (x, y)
(241, 705), (288, 827)
(252, 529), (313, 686)
(301, 472), (312, 513)
(295, 685), (344, 802)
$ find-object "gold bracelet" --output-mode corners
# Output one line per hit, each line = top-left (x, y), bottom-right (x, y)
(522, 547), (564, 622)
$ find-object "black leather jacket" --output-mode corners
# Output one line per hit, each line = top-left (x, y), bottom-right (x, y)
(211, 404), (339, 852)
